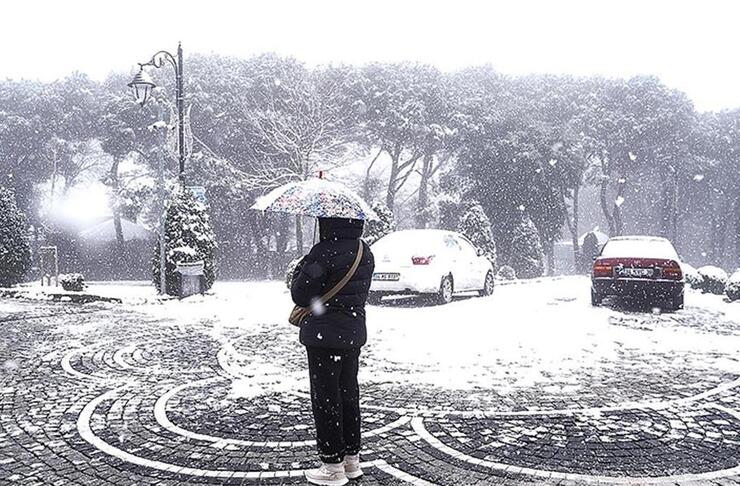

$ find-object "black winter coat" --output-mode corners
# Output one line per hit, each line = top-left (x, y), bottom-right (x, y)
(291, 218), (375, 350)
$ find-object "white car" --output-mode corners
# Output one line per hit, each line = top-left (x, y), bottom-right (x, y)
(369, 229), (495, 305)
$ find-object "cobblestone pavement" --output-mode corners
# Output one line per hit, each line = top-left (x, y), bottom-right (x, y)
(2, 287), (740, 485)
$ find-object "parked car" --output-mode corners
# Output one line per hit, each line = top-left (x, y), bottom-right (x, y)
(591, 236), (684, 310)
(369, 229), (494, 305)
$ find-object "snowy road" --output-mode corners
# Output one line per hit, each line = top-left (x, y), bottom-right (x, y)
(2, 276), (740, 485)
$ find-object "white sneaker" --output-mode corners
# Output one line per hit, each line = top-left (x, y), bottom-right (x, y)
(344, 454), (363, 479)
(305, 462), (349, 486)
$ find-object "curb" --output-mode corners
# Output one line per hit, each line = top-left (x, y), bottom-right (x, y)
(495, 275), (579, 287)
(0, 289), (123, 304)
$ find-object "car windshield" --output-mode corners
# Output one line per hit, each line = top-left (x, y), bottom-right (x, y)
(600, 238), (679, 260)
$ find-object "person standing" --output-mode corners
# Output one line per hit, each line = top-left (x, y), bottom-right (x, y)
(291, 217), (375, 486)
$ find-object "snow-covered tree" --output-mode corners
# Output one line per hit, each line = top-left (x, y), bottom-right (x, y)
(496, 265), (516, 281)
(509, 214), (544, 279)
(727, 270), (740, 301)
(0, 187), (31, 287)
(437, 195), (462, 231)
(681, 262), (703, 289)
(152, 187), (217, 295)
(697, 265), (728, 295)
(459, 202), (496, 268)
(363, 201), (396, 245)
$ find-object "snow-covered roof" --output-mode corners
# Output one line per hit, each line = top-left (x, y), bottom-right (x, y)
(79, 218), (152, 243)
(600, 235), (679, 260)
(607, 235), (671, 242)
(371, 229), (466, 254)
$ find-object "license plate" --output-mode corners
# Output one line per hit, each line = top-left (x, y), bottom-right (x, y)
(373, 273), (400, 281)
(615, 267), (654, 278)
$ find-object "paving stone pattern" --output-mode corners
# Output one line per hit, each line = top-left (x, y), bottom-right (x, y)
(2, 297), (740, 485)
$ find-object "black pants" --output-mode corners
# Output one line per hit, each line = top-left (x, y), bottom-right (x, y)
(306, 346), (361, 464)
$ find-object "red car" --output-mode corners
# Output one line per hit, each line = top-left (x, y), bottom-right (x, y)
(591, 236), (684, 311)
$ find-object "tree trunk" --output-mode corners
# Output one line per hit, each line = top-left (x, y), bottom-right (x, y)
(710, 202), (730, 266)
(562, 183), (581, 272)
(545, 239), (555, 276)
(599, 178), (616, 236)
(659, 166), (678, 243)
(386, 152), (400, 211)
(416, 153), (432, 228)
(572, 184), (581, 270)
(612, 176), (627, 236)
(49, 149), (58, 208)
(112, 211), (124, 248)
(363, 148), (382, 202)
(252, 215), (269, 279)
(295, 215), (303, 257)
(109, 159), (125, 250)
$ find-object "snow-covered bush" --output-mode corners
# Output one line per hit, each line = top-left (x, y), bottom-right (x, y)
(697, 265), (729, 295)
(0, 187), (31, 287)
(437, 195), (462, 231)
(509, 215), (544, 279)
(681, 262), (703, 290)
(364, 201), (396, 245)
(152, 187), (217, 296)
(60, 273), (86, 292)
(726, 270), (740, 301)
(285, 256), (303, 290)
(459, 202), (497, 268)
(496, 265), (516, 281)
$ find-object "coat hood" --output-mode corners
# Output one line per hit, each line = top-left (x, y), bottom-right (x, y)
(319, 217), (364, 241)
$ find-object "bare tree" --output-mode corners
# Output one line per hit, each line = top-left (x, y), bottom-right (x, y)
(238, 64), (356, 254)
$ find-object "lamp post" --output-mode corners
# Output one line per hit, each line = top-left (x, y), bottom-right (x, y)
(127, 42), (186, 179)
(128, 42), (186, 295)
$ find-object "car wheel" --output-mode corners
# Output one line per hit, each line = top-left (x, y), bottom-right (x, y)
(367, 293), (382, 306)
(479, 271), (494, 296)
(591, 288), (602, 306)
(435, 275), (454, 305)
(667, 294), (684, 312)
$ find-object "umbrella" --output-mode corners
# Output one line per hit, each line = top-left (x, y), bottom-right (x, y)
(251, 178), (378, 221)
(578, 228), (609, 246)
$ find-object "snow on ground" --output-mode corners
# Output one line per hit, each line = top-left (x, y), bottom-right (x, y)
(365, 277), (740, 393)
(132, 275), (740, 400)
(11, 280), (160, 304)
(5, 276), (740, 401)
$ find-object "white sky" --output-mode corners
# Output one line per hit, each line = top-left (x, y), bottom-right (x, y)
(2, 0), (738, 111)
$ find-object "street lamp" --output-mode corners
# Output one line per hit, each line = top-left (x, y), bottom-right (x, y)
(128, 42), (186, 178)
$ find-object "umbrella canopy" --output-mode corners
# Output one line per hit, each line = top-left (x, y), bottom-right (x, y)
(578, 229), (609, 246)
(251, 178), (378, 221)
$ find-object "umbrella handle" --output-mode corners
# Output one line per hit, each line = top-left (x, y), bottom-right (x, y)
(312, 218), (318, 245)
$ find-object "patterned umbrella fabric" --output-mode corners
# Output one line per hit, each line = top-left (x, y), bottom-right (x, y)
(251, 178), (378, 221)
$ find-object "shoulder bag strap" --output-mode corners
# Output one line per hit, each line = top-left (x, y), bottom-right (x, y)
(318, 240), (364, 306)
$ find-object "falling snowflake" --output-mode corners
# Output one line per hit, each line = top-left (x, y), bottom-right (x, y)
(693, 174), (705, 182)
(518, 205), (525, 211)
(615, 196), (625, 207)
(549, 159), (557, 166)
(310, 298), (326, 316)
(628, 152), (637, 161)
